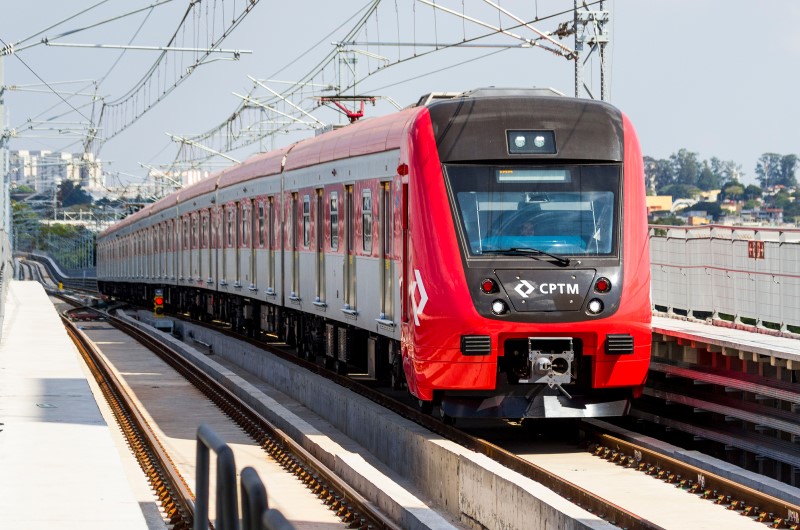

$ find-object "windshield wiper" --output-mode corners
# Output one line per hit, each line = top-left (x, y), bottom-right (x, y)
(480, 247), (571, 267)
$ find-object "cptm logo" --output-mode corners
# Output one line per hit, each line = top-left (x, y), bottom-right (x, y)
(411, 269), (428, 326)
(514, 280), (579, 298)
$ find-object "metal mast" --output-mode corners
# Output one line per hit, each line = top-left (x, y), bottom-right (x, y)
(0, 57), (10, 244)
(574, 0), (610, 101)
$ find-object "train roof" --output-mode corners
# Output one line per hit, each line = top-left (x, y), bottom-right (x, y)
(284, 106), (422, 171)
(99, 87), (619, 239)
(216, 145), (290, 189)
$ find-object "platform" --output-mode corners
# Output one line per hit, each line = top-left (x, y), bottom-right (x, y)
(0, 281), (154, 529)
(652, 314), (800, 368)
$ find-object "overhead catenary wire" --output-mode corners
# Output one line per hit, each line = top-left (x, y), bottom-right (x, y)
(0, 35), (92, 124)
(8, 0), (178, 55)
(173, 0), (591, 169)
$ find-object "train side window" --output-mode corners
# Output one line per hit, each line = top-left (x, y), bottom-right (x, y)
(330, 191), (339, 250)
(202, 213), (208, 248)
(268, 197), (275, 249)
(362, 189), (372, 252)
(302, 194), (311, 248)
(258, 202), (265, 247)
(192, 214), (198, 249)
(242, 203), (249, 247)
(227, 207), (234, 248)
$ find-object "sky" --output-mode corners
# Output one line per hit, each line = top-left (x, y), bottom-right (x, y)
(2, 1), (799, 189)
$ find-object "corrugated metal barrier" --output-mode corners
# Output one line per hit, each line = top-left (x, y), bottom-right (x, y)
(650, 224), (800, 332)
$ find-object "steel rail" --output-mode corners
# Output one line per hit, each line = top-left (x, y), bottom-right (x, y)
(582, 423), (800, 528)
(60, 312), (195, 529)
(105, 312), (401, 530)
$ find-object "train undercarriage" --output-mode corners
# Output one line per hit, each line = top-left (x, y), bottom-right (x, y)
(99, 281), (401, 389)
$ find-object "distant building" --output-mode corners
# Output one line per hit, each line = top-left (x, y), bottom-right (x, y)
(144, 168), (212, 199)
(722, 208), (784, 226)
(8, 149), (103, 193)
(646, 195), (672, 214)
(687, 215), (711, 226)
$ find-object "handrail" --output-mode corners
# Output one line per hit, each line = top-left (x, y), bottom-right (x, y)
(195, 424), (239, 530)
(195, 424), (296, 530)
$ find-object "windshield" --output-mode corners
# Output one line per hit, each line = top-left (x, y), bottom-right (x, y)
(445, 164), (620, 257)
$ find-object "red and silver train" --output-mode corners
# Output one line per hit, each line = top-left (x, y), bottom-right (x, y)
(97, 88), (651, 419)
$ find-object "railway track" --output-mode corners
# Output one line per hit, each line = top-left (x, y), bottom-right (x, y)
(54, 288), (800, 529)
(160, 309), (800, 529)
(61, 308), (194, 530)
(58, 298), (399, 530)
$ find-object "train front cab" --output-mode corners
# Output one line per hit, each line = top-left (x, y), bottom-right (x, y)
(403, 89), (652, 419)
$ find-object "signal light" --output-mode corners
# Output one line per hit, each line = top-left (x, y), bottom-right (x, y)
(594, 277), (611, 293)
(154, 295), (164, 316)
(480, 278), (497, 294)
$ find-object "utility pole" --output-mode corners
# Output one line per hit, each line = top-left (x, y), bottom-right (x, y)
(574, 0), (610, 101)
(1, 57), (11, 251)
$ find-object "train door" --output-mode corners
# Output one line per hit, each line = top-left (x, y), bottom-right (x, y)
(225, 205), (233, 283)
(156, 226), (160, 278)
(379, 181), (393, 322)
(183, 216), (190, 281)
(167, 222), (171, 279)
(343, 185), (356, 311)
(252, 199), (259, 289)
(267, 197), (275, 293)
(402, 182), (409, 323)
(235, 201), (242, 286)
(192, 213), (199, 281)
(315, 189), (325, 304)
(198, 210), (210, 281)
(290, 193), (299, 299)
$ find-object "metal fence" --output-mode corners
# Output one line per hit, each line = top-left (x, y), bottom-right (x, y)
(650, 224), (800, 332)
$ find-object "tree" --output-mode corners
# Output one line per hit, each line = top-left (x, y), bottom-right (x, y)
(670, 149), (701, 186)
(755, 153), (798, 188)
(784, 200), (800, 222)
(772, 191), (792, 210)
(696, 161), (720, 191)
(58, 180), (93, 207)
(644, 156), (675, 194)
(659, 183), (701, 199)
(723, 183), (745, 201)
(744, 184), (763, 201)
(780, 154), (798, 188)
(12, 201), (43, 252)
(710, 157), (744, 184)
(679, 201), (723, 221)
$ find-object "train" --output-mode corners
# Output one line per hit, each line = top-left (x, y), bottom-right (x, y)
(97, 87), (652, 420)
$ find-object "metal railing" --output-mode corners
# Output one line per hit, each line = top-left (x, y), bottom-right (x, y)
(649, 224), (800, 332)
(195, 424), (295, 530)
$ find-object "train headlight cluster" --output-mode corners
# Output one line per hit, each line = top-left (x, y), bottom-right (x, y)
(491, 299), (508, 315)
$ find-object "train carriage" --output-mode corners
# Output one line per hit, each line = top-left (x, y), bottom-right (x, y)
(97, 87), (651, 420)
